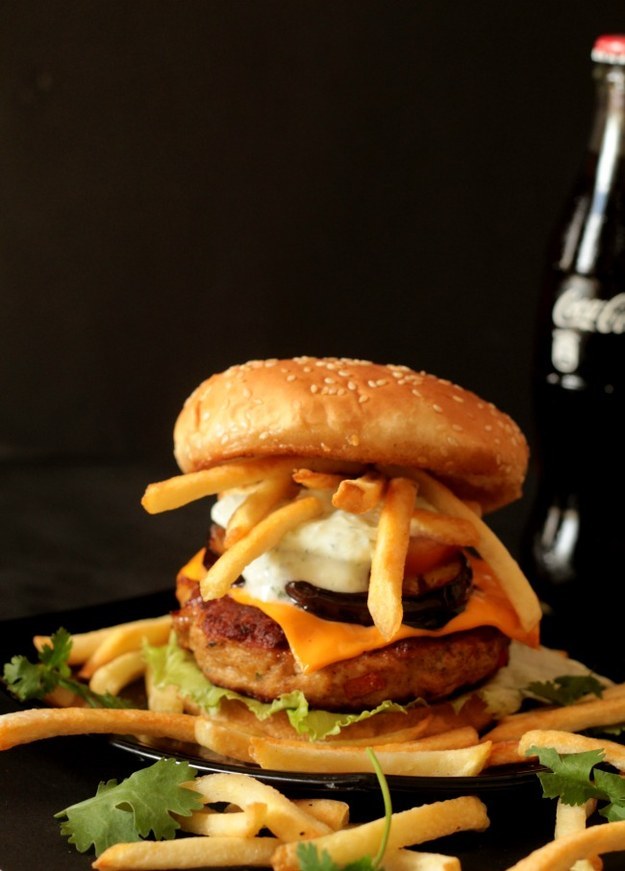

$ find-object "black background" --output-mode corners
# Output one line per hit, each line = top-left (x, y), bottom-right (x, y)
(2, 6), (625, 870)
(1, 2), (623, 601)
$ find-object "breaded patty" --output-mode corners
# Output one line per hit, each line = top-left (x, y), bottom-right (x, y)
(174, 576), (509, 711)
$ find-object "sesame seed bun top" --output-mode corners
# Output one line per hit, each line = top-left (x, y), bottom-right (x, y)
(173, 357), (528, 512)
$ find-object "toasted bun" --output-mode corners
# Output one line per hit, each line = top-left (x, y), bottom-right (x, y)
(173, 357), (528, 512)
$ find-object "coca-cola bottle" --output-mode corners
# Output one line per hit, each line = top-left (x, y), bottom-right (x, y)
(523, 35), (625, 679)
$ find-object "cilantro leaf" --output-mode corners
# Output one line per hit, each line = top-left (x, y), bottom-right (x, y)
(54, 759), (202, 856)
(3, 628), (73, 700)
(2, 628), (129, 709)
(589, 723), (625, 738)
(297, 843), (377, 871)
(526, 674), (605, 706)
(528, 746), (606, 805)
(594, 770), (625, 822)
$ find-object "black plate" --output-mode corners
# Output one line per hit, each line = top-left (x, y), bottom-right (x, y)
(0, 590), (544, 803)
(108, 733), (544, 802)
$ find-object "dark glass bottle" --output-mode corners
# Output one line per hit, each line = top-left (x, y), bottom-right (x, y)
(523, 35), (625, 679)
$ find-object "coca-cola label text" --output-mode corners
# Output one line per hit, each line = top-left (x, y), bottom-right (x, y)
(553, 275), (625, 334)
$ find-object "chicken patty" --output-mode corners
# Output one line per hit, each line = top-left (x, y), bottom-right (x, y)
(174, 576), (509, 711)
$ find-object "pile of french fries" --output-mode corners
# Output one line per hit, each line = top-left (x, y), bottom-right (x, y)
(141, 456), (542, 636)
(92, 772), (489, 871)
(4, 455), (625, 867)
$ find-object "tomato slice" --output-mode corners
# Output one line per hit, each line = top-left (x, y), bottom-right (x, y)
(404, 539), (458, 576)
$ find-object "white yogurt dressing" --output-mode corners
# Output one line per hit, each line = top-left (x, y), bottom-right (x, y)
(211, 486), (436, 604)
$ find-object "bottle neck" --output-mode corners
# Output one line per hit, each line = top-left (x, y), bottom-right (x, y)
(570, 65), (625, 276)
(588, 64), (625, 155)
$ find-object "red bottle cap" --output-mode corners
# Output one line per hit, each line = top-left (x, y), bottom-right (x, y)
(592, 34), (625, 64)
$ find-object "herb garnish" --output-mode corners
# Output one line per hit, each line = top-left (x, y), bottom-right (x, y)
(296, 748), (391, 871)
(526, 674), (605, 707)
(54, 758), (202, 856)
(2, 628), (129, 708)
(529, 745), (625, 821)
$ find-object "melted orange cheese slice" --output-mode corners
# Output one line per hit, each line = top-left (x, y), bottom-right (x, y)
(180, 550), (539, 673)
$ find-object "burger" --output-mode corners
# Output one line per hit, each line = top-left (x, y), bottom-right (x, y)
(142, 357), (542, 740)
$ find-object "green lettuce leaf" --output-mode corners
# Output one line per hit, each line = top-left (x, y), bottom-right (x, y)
(144, 635), (407, 740)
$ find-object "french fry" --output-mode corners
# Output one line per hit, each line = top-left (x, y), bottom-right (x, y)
(224, 475), (297, 547)
(142, 458), (303, 514)
(88, 650), (145, 696)
(43, 686), (86, 708)
(142, 457), (362, 514)
(194, 714), (445, 762)
(329, 718), (433, 746)
(332, 472), (386, 514)
(0, 707), (198, 750)
(485, 695), (625, 743)
(402, 469), (541, 633)
(292, 469), (344, 491)
(93, 835), (281, 870)
(200, 496), (323, 600)
(292, 799), (350, 831)
(79, 615), (172, 678)
(486, 740), (524, 768)
(250, 734), (491, 776)
(175, 802), (267, 837)
(145, 669), (184, 714)
(410, 509), (479, 548)
(554, 799), (599, 871)
(384, 849), (461, 871)
(367, 477), (417, 639)
(271, 795), (489, 871)
(194, 717), (257, 764)
(518, 729), (625, 772)
(503, 820), (625, 871)
(186, 772), (332, 841)
(33, 615), (170, 665)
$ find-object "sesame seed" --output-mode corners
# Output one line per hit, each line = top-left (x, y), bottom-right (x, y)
(324, 377), (335, 384)
(358, 394), (369, 403)
(347, 381), (357, 391)
(484, 424), (493, 431)
(310, 384), (319, 394)
(452, 395), (464, 403)
(286, 374), (296, 382)
(433, 403), (443, 413)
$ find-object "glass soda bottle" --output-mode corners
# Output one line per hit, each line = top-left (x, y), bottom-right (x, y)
(523, 35), (625, 679)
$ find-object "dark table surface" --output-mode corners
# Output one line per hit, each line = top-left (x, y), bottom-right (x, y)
(0, 459), (620, 871)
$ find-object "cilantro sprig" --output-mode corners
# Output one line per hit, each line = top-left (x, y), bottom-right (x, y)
(526, 674), (606, 706)
(296, 748), (392, 871)
(2, 628), (129, 708)
(529, 745), (625, 822)
(54, 758), (203, 856)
